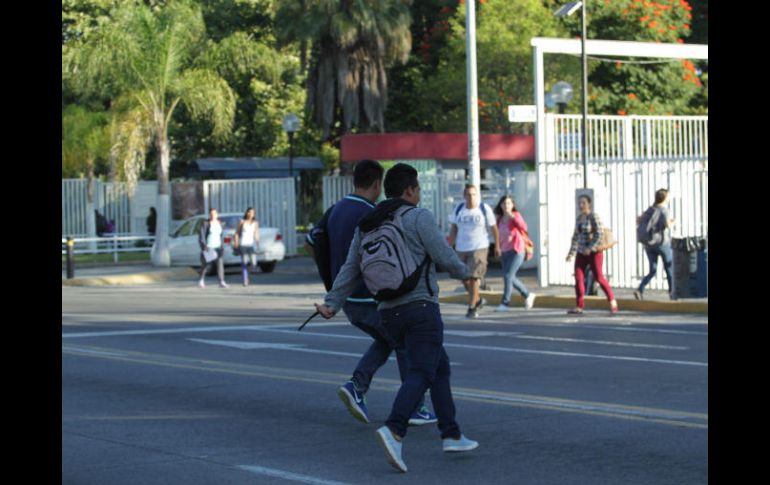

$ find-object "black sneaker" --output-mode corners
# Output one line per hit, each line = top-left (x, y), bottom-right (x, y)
(473, 298), (487, 310)
(466, 307), (479, 319)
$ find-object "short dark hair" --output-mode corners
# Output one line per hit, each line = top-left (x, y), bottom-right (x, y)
(464, 184), (478, 195)
(578, 194), (592, 205)
(654, 188), (669, 205)
(384, 163), (419, 198)
(353, 160), (384, 189)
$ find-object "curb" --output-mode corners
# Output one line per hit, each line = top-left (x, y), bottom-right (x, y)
(62, 267), (198, 287)
(439, 292), (707, 315)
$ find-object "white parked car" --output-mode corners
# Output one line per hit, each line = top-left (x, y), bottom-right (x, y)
(168, 213), (286, 273)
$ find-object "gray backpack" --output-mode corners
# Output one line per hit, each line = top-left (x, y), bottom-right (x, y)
(636, 206), (664, 247)
(359, 206), (432, 301)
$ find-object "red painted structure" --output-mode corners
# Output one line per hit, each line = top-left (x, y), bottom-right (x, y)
(341, 133), (535, 162)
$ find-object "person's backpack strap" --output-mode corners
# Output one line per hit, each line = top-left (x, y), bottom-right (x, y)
(454, 202), (465, 220)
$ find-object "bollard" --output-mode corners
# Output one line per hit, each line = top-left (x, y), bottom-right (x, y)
(66, 237), (75, 279)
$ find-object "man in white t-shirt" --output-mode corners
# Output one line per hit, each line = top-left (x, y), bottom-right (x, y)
(447, 184), (500, 318)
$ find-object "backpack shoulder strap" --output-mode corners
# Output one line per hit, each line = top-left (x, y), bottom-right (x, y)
(454, 202), (465, 219)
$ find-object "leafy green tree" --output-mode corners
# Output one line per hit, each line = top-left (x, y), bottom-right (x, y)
(62, 104), (111, 244)
(63, 0), (236, 266)
(559, 0), (706, 115)
(408, 0), (572, 134)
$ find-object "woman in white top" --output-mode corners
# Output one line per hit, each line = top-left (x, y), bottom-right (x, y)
(198, 208), (228, 288)
(233, 207), (260, 286)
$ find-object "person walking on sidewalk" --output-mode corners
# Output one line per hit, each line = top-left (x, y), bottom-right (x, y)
(233, 207), (260, 286)
(306, 160), (437, 428)
(493, 195), (536, 312)
(315, 163), (479, 473)
(634, 189), (675, 300)
(566, 195), (618, 315)
(447, 184), (500, 319)
(198, 208), (228, 289)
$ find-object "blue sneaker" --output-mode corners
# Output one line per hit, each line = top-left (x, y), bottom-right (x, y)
(408, 406), (438, 426)
(338, 381), (370, 424)
(442, 434), (479, 452)
(376, 426), (407, 472)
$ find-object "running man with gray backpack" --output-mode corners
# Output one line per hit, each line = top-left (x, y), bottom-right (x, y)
(315, 163), (479, 473)
(635, 188), (676, 300)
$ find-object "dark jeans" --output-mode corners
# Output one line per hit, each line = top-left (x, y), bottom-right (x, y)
(638, 243), (673, 293)
(501, 249), (529, 304)
(379, 301), (461, 440)
(342, 302), (425, 410)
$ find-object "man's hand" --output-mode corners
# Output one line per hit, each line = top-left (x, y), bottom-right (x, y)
(494, 246), (502, 258)
(315, 303), (337, 319)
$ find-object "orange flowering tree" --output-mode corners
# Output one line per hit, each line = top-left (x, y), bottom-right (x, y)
(561, 0), (707, 115)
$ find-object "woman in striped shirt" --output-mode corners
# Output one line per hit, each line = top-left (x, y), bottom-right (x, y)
(566, 195), (618, 315)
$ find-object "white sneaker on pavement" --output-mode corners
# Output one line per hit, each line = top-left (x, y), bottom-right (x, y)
(376, 426), (407, 472)
(198, 279), (205, 288)
(525, 293), (536, 310)
(443, 434), (479, 452)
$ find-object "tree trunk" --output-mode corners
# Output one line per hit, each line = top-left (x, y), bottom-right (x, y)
(85, 162), (97, 252)
(151, 126), (172, 267)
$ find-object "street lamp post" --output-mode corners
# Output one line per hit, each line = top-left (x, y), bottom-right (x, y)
(555, 1), (588, 188)
(282, 113), (300, 178)
(550, 81), (574, 115)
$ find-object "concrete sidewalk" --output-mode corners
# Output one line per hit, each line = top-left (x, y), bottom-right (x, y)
(439, 267), (707, 314)
(62, 264), (197, 286)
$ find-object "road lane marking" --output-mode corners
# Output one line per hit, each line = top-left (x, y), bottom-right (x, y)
(247, 328), (706, 367)
(186, 338), (462, 366)
(236, 465), (351, 485)
(61, 322), (350, 339)
(62, 344), (708, 429)
(510, 335), (688, 350)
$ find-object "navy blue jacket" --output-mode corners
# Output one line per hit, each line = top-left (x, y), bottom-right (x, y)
(327, 194), (377, 303)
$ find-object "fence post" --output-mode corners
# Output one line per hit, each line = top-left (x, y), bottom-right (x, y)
(66, 237), (75, 279)
(113, 233), (118, 263)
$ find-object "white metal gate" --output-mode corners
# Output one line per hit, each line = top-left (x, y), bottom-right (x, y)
(61, 179), (134, 237)
(538, 114), (708, 289)
(322, 171), (540, 269)
(203, 178), (297, 256)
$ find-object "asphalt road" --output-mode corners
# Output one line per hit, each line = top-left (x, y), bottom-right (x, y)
(62, 262), (708, 484)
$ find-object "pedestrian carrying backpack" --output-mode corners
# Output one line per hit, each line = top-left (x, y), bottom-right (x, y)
(454, 202), (491, 226)
(359, 206), (432, 301)
(308, 205), (335, 291)
(636, 207), (663, 247)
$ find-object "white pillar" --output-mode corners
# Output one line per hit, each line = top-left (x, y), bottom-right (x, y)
(465, 0), (481, 187)
(534, 45), (548, 288)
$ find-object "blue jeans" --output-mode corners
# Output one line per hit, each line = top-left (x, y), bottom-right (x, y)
(501, 250), (529, 305)
(638, 243), (673, 293)
(379, 301), (461, 440)
(342, 302), (425, 410)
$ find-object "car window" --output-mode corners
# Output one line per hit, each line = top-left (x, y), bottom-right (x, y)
(173, 219), (195, 238)
(192, 219), (205, 236)
(219, 216), (241, 229)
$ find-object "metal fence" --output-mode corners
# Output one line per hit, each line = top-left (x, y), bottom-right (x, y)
(61, 234), (155, 263)
(538, 114), (708, 289)
(203, 178), (297, 256)
(322, 171), (540, 269)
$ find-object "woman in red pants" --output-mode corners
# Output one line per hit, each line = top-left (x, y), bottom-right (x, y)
(565, 195), (618, 315)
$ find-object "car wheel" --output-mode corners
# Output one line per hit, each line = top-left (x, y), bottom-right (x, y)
(258, 261), (276, 273)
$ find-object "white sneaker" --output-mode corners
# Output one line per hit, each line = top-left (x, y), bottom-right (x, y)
(443, 434), (479, 452)
(198, 279), (205, 288)
(219, 281), (229, 289)
(494, 304), (510, 312)
(376, 426), (407, 472)
(525, 293), (536, 310)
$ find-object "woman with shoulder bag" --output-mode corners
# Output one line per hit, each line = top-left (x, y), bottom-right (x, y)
(233, 207), (260, 286)
(493, 195), (536, 312)
(566, 195), (618, 315)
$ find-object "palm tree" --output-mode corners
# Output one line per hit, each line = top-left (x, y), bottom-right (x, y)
(63, 0), (236, 266)
(276, 0), (413, 140)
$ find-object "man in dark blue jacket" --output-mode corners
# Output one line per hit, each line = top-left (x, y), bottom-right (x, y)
(307, 160), (435, 426)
